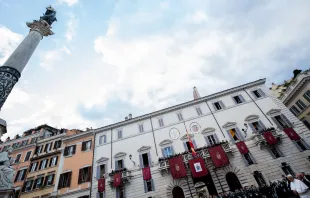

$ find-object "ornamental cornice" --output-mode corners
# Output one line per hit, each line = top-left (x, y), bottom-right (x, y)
(282, 76), (310, 104)
(93, 78), (266, 134)
(62, 131), (92, 143)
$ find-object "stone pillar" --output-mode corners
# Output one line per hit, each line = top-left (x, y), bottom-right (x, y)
(0, 20), (53, 110)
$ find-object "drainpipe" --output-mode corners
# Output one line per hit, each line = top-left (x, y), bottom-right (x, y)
(205, 102), (225, 138)
(149, 117), (158, 156)
(90, 131), (95, 198)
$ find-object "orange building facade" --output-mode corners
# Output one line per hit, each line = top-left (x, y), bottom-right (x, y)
(53, 130), (94, 198)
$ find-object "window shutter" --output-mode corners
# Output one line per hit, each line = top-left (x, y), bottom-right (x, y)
(49, 142), (53, 151)
(258, 89), (266, 97)
(34, 146), (38, 154)
(99, 136), (102, 145)
(151, 179), (155, 191)
(147, 152), (152, 167)
(192, 139), (197, 148)
(104, 135), (107, 143)
(64, 147), (68, 156)
(219, 101), (226, 109)
(53, 141), (57, 149)
(143, 180), (147, 193)
(292, 141), (303, 152)
(241, 154), (249, 166)
(68, 172), (72, 187)
(183, 142), (188, 151)
(88, 166), (91, 182)
(171, 146), (175, 155)
(58, 174), (63, 189)
(49, 158), (53, 167)
(21, 169), (26, 180)
(232, 96), (237, 104)
(82, 142), (86, 151)
(250, 153), (257, 164)
(212, 103), (217, 111)
(96, 165), (100, 180)
(213, 133), (220, 144)
(271, 117), (282, 130)
(73, 145), (76, 154)
(121, 160), (124, 169)
(29, 164), (33, 172)
(44, 144), (47, 152)
(89, 141), (92, 150)
(204, 136), (210, 147)
(139, 154), (143, 168)
(51, 174), (55, 185)
(58, 141), (62, 149)
(226, 130), (234, 142)
(22, 182), (26, 192)
(267, 147), (276, 159)
(33, 179), (37, 189)
(301, 139), (310, 149)
(14, 171), (20, 182)
(45, 159), (49, 169)
(281, 114), (293, 128)
(55, 156), (58, 165)
(78, 168), (83, 184)
(43, 176), (48, 186)
(277, 147), (284, 157)
(235, 128), (244, 141)
(258, 120), (266, 129)
(161, 148), (165, 157)
(239, 94), (246, 102)
(249, 123), (256, 133)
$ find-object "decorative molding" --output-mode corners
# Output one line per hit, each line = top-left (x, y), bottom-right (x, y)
(244, 115), (260, 122)
(96, 157), (109, 164)
(222, 122), (237, 129)
(266, 109), (281, 116)
(166, 179), (188, 197)
(201, 127), (216, 135)
(180, 134), (194, 141)
(137, 146), (151, 153)
(114, 152), (126, 159)
(159, 139), (173, 147)
(93, 79), (266, 134)
(26, 20), (54, 37)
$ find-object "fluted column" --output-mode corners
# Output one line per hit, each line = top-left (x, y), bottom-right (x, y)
(0, 20), (54, 110)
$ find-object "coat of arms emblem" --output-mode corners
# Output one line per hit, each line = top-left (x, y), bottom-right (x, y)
(216, 152), (222, 160)
(241, 146), (244, 150)
(175, 164), (180, 171)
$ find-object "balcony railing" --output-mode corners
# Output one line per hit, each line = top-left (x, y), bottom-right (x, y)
(108, 168), (132, 187)
(252, 128), (282, 148)
(159, 142), (232, 172)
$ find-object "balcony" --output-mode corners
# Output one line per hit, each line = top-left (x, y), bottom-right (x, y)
(108, 168), (133, 187)
(251, 127), (282, 149)
(158, 142), (233, 173)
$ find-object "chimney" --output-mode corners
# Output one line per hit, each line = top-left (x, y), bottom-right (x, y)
(128, 113), (132, 119)
(125, 116), (128, 121)
(193, 86), (201, 100)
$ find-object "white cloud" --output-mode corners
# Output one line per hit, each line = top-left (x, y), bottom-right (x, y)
(39, 46), (71, 70)
(0, 26), (23, 65)
(186, 11), (209, 24)
(57, 0), (79, 7)
(65, 13), (78, 42)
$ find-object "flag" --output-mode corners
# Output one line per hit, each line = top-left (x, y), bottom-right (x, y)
(188, 157), (208, 178)
(236, 141), (249, 154)
(168, 156), (187, 179)
(263, 131), (278, 145)
(98, 178), (105, 192)
(142, 166), (152, 181)
(113, 173), (122, 187)
(208, 145), (229, 168)
(186, 129), (196, 156)
(283, 128), (301, 141)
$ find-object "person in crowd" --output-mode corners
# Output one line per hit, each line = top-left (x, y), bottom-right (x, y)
(300, 173), (310, 188)
(288, 174), (310, 198)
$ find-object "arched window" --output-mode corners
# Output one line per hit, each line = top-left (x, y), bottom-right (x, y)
(226, 172), (242, 192)
(172, 186), (185, 198)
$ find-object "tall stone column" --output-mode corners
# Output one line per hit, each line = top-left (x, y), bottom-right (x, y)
(0, 20), (54, 110)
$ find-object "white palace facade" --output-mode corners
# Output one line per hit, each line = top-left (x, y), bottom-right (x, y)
(90, 78), (310, 198)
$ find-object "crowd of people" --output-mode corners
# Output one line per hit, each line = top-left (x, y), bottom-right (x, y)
(205, 172), (310, 198)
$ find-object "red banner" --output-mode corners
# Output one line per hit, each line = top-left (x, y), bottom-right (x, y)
(113, 173), (122, 187)
(98, 178), (105, 192)
(188, 157), (208, 178)
(236, 141), (249, 154)
(208, 145), (229, 168)
(263, 131), (278, 145)
(283, 128), (301, 140)
(142, 166), (152, 181)
(168, 156), (187, 179)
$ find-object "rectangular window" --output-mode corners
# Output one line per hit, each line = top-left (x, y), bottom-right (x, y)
(158, 118), (164, 127)
(99, 135), (107, 144)
(14, 154), (21, 163)
(303, 120), (310, 130)
(272, 114), (292, 129)
(213, 102), (224, 111)
(142, 153), (150, 167)
(40, 159), (48, 170)
(30, 137), (38, 144)
(290, 105), (301, 116)
(139, 124), (144, 133)
(251, 121), (264, 132)
(117, 130), (123, 139)
(252, 89), (265, 98)
(53, 140), (62, 149)
(253, 171), (267, 187)
(115, 159), (124, 170)
(177, 113), (184, 121)
(100, 164), (106, 178)
(268, 146), (283, 159)
(229, 128), (240, 141)
(44, 143), (51, 153)
(12, 143), (19, 149)
(296, 99), (307, 110)
(24, 151), (32, 162)
(78, 166), (91, 184)
(64, 145), (76, 156)
(35, 145), (43, 154)
(24, 180), (33, 192)
(293, 139), (309, 152)
(49, 156), (58, 167)
(14, 169), (26, 182)
(34, 177), (43, 189)
(82, 140), (92, 151)
(233, 95), (244, 104)
(116, 187), (124, 198)
(196, 107), (203, 116)
(21, 140), (28, 146)
(45, 174), (54, 186)
(144, 179), (155, 192)
(281, 162), (295, 176)
(58, 172), (72, 189)
(242, 153), (255, 166)
(30, 162), (37, 172)
(207, 135), (217, 145)
(304, 90), (310, 102)
(163, 146), (173, 157)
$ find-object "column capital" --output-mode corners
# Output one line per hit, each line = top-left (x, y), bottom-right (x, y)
(26, 20), (54, 37)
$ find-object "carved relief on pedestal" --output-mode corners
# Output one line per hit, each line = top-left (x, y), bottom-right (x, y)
(0, 66), (20, 109)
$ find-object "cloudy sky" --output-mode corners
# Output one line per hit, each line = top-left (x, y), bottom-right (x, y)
(0, 0), (309, 140)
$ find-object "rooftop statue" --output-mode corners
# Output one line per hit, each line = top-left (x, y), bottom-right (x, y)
(0, 147), (15, 190)
(40, 5), (57, 26)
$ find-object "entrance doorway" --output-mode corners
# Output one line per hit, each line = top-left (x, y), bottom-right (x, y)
(226, 172), (242, 192)
(172, 186), (185, 198)
(193, 173), (218, 196)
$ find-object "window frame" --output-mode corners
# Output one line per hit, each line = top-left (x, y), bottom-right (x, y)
(177, 112), (184, 121)
(195, 107), (203, 116)
(14, 153), (22, 164)
(99, 135), (107, 145)
(144, 179), (155, 193)
(50, 156), (58, 167)
(24, 180), (33, 192)
(158, 118), (164, 127)
(296, 99), (307, 111)
(138, 124), (144, 133)
(117, 129), (123, 139)
(24, 151), (32, 162)
(267, 145), (284, 159)
(30, 162), (38, 172)
(78, 166), (92, 184)
(162, 146), (174, 158)
(304, 90), (310, 102)
(40, 159), (48, 170)
(232, 95), (245, 104)
(290, 105), (301, 116)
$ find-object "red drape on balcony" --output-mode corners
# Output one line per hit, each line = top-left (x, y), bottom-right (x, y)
(208, 145), (229, 168)
(142, 166), (152, 181)
(113, 173), (122, 187)
(283, 128), (301, 140)
(263, 131), (278, 145)
(168, 155), (187, 179)
(236, 141), (249, 154)
(188, 157), (208, 178)
(98, 178), (105, 192)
